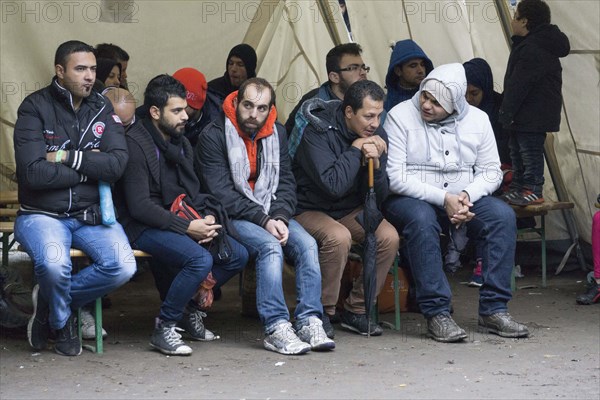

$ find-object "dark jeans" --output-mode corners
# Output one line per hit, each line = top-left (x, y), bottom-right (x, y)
(134, 229), (248, 322)
(383, 195), (515, 318)
(509, 130), (546, 196)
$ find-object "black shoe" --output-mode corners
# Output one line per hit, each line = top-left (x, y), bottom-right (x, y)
(27, 284), (50, 351)
(427, 313), (467, 342)
(177, 309), (218, 341)
(478, 312), (529, 338)
(54, 313), (82, 356)
(321, 313), (335, 339)
(576, 280), (600, 305)
(340, 310), (383, 336)
(150, 318), (192, 356)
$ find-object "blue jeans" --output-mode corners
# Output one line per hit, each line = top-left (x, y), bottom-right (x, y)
(509, 131), (546, 196)
(15, 214), (136, 329)
(231, 219), (322, 333)
(383, 195), (515, 317)
(134, 229), (248, 322)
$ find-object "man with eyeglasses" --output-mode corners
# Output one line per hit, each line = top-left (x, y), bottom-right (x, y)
(284, 43), (370, 136)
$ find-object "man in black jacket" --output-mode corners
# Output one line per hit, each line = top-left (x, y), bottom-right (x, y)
(499, 0), (570, 206)
(195, 78), (335, 355)
(14, 40), (136, 356)
(293, 80), (399, 338)
(116, 75), (248, 356)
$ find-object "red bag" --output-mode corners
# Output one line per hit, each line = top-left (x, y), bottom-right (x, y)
(170, 194), (216, 309)
(170, 194), (202, 220)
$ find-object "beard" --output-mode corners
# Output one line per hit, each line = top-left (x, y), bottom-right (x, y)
(158, 117), (185, 139)
(236, 108), (266, 136)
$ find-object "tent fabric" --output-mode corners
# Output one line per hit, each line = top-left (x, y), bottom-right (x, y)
(1, 0), (598, 244)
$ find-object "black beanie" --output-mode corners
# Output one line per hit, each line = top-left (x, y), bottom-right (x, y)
(227, 44), (257, 78)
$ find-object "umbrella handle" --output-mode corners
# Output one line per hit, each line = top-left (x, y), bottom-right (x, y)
(368, 158), (374, 189)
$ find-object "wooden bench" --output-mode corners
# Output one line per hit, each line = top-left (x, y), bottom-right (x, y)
(511, 200), (574, 288)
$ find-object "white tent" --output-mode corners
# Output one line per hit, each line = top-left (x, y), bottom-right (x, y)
(1, 0), (598, 247)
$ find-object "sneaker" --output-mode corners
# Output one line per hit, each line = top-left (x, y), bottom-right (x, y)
(321, 313), (335, 339)
(27, 284), (50, 351)
(576, 280), (600, 305)
(340, 310), (383, 336)
(79, 308), (108, 340)
(177, 309), (218, 341)
(263, 321), (311, 355)
(54, 313), (82, 356)
(150, 318), (192, 356)
(468, 259), (483, 287)
(500, 190), (519, 203)
(478, 312), (529, 338)
(508, 190), (544, 206)
(427, 313), (467, 342)
(296, 316), (335, 351)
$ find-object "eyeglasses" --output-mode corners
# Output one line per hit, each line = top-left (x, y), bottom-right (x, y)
(338, 64), (370, 73)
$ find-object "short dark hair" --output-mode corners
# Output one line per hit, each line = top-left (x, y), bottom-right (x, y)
(342, 80), (385, 113)
(143, 74), (187, 112)
(54, 40), (95, 67)
(95, 43), (130, 62)
(237, 77), (276, 108)
(326, 43), (363, 74)
(516, 0), (551, 31)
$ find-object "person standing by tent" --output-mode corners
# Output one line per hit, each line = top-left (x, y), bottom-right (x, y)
(207, 44), (257, 105)
(284, 43), (369, 136)
(576, 194), (600, 305)
(383, 63), (530, 342)
(115, 74), (249, 355)
(499, 0), (570, 206)
(195, 77), (335, 355)
(14, 40), (136, 356)
(383, 39), (433, 111)
(292, 80), (399, 338)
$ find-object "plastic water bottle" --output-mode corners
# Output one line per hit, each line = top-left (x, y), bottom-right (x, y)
(99, 181), (116, 225)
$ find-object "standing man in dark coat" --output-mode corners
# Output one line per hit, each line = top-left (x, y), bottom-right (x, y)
(499, 0), (570, 206)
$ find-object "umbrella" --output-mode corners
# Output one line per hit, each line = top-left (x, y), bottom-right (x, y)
(355, 159), (384, 337)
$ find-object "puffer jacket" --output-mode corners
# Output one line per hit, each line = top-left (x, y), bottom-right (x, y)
(384, 63), (502, 207)
(293, 98), (389, 219)
(499, 24), (570, 132)
(14, 77), (128, 216)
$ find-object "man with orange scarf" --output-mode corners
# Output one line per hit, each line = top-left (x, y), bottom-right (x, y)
(195, 78), (335, 355)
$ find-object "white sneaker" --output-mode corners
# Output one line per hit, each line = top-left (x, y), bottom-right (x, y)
(79, 309), (108, 340)
(263, 321), (311, 355)
(296, 316), (335, 351)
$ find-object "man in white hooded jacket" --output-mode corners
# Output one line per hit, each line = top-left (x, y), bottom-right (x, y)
(383, 63), (529, 342)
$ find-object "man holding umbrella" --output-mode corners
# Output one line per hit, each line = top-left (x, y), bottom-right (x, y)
(293, 80), (400, 338)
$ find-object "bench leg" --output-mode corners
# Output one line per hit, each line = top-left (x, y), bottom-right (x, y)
(94, 297), (103, 354)
(541, 215), (546, 288)
(392, 255), (400, 331)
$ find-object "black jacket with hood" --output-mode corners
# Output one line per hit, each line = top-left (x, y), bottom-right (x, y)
(499, 24), (570, 133)
(14, 78), (128, 217)
(293, 99), (390, 220)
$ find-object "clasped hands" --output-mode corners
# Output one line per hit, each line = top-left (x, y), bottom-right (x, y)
(187, 215), (221, 244)
(444, 191), (475, 228)
(352, 135), (387, 169)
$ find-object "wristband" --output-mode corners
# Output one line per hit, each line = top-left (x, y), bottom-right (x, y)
(55, 149), (64, 163)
